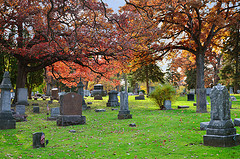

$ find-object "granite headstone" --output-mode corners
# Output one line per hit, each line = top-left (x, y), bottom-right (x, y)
(17, 88), (29, 105)
(118, 91), (132, 119)
(57, 92), (86, 126)
(203, 84), (240, 147)
(106, 90), (119, 107)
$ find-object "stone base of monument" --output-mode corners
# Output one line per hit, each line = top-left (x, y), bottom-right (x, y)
(33, 132), (45, 148)
(57, 115), (86, 126)
(106, 101), (120, 107)
(0, 111), (16, 129)
(234, 118), (240, 126)
(203, 133), (240, 147)
(118, 110), (132, 119)
(200, 122), (209, 130)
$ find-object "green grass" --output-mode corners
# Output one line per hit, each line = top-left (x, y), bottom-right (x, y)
(1, 94), (240, 158)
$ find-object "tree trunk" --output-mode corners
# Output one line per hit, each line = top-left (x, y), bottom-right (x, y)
(196, 52), (207, 113)
(145, 66), (149, 95)
(234, 51), (239, 93)
(13, 62), (28, 104)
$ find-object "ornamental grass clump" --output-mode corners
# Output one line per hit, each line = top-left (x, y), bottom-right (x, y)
(149, 84), (176, 110)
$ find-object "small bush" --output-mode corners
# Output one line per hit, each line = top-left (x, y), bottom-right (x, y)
(149, 84), (176, 109)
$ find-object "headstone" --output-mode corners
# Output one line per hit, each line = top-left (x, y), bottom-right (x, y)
(234, 119), (240, 126)
(47, 107), (60, 120)
(187, 94), (194, 101)
(178, 106), (189, 109)
(237, 90), (240, 94)
(230, 96), (237, 101)
(95, 109), (106, 112)
(190, 89), (195, 94)
(15, 105), (25, 115)
(206, 88), (212, 96)
(17, 88), (29, 105)
(203, 84), (240, 147)
(84, 90), (91, 97)
(163, 100), (172, 110)
(33, 106), (39, 113)
(129, 123), (136, 127)
(87, 102), (92, 105)
(200, 122), (209, 130)
(135, 95), (145, 100)
(118, 91), (132, 119)
(94, 95), (103, 100)
(57, 92), (86, 126)
(229, 87), (233, 94)
(0, 72), (16, 129)
(77, 81), (88, 110)
(112, 108), (118, 111)
(51, 88), (59, 100)
(106, 90), (119, 107)
(33, 132), (45, 148)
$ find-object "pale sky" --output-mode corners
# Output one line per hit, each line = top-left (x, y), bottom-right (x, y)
(102, 0), (126, 12)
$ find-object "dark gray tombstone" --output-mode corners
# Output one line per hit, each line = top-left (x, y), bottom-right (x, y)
(94, 95), (103, 100)
(47, 107), (60, 120)
(95, 109), (106, 112)
(187, 94), (194, 101)
(163, 100), (172, 110)
(178, 106), (189, 109)
(33, 106), (39, 113)
(77, 81), (88, 110)
(106, 90), (119, 107)
(203, 84), (240, 147)
(135, 95), (145, 100)
(118, 91), (132, 119)
(15, 105), (25, 115)
(17, 88), (29, 105)
(33, 132), (45, 148)
(57, 92), (86, 126)
(0, 72), (16, 130)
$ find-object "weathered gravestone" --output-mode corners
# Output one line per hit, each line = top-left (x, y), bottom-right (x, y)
(51, 88), (59, 100)
(33, 132), (45, 148)
(47, 107), (60, 120)
(118, 91), (132, 119)
(163, 100), (172, 110)
(15, 105), (25, 115)
(203, 84), (240, 147)
(187, 94), (195, 101)
(135, 94), (145, 100)
(17, 88), (29, 105)
(57, 92), (86, 126)
(106, 90), (119, 107)
(33, 106), (39, 113)
(206, 88), (212, 96)
(77, 81), (87, 110)
(0, 72), (16, 129)
(94, 95), (103, 100)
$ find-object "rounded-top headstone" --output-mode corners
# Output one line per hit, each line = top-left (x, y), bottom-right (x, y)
(108, 90), (118, 94)
(0, 72), (12, 89)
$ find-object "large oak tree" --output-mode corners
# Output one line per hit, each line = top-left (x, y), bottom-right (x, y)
(122, 0), (239, 113)
(0, 0), (130, 102)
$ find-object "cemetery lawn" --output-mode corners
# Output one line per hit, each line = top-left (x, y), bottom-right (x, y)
(1, 95), (240, 159)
